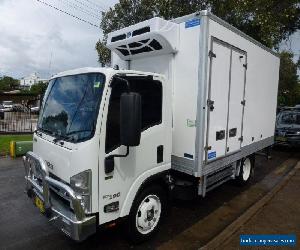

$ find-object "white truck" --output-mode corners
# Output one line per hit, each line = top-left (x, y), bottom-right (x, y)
(23, 10), (279, 242)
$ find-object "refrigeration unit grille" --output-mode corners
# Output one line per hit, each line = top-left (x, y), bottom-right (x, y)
(111, 34), (126, 42)
(111, 26), (151, 42)
(132, 26), (150, 36)
(116, 38), (163, 56)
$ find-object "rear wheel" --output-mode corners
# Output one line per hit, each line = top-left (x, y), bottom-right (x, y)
(126, 185), (167, 243)
(236, 156), (254, 185)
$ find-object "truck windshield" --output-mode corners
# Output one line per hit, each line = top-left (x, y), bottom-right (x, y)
(37, 73), (105, 142)
(278, 111), (300, 126)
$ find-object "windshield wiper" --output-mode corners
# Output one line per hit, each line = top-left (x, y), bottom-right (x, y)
(35, 127), (54, 136)
(53, 133), (70, 143)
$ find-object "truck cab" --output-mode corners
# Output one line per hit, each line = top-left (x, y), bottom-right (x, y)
(24, 67), (172, 241)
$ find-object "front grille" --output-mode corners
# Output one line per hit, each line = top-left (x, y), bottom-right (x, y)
(49, 172), (68, 184)
(276, 129), (300, 137)
(48, 172), (71, 204)
(286, 132), (300, 136)
(50, 188), (71, 208)
(37, 178), (43, 187)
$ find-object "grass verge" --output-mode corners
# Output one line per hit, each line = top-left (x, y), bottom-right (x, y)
(0, 134), (33, 155)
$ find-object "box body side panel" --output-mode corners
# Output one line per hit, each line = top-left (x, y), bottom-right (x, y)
(171, 20), (200, 162)
(111, 14), (279, 178)
(202, 18), (279, 164)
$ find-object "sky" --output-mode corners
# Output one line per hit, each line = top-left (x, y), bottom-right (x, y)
(0, 0), (118, 79)
(0, 0), (299, 79)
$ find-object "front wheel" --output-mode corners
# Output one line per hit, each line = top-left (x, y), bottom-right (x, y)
(126, 185), (167, 243)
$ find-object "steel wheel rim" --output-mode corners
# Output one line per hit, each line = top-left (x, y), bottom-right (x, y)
(136, 194), (161, 234)
(242, 158), (251, 181)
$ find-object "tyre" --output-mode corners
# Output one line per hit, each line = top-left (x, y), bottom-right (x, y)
(236, 156), (254, 185)
(126, 185), (167, 243)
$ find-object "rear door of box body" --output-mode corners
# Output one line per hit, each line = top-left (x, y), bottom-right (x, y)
(226, 49), (246, 154)
(205, 38), (246, 162)
(206, 41), (231, 161)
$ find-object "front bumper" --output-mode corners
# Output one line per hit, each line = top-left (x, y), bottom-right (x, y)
(275, 136), (300, 146)
(23, 151), (96, 241)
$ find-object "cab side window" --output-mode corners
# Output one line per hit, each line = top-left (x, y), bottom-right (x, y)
(105, 77), (162, 153)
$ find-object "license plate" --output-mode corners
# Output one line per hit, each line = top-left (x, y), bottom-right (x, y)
(34, 196), (45, 213)
(276, 136), (287, 142)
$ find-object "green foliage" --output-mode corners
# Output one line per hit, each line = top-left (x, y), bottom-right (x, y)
(96, 0), (300, 64)
(20, 81), (48, 96)
(96, 0), (209, 64)
(209, 0), (300, 49)
(29, 81), (48, 95)
(96, 0), (300, 106)
(95, 40), (110, 66)
(0, 76), (20, 92)
(278, 51), (300, 107)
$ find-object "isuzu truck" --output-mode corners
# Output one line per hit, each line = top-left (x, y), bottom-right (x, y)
(23, 10), (280, 242)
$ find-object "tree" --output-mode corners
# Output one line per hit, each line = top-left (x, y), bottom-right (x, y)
(96, 0), (300, 65)
(209, 0), (300, 49)
(29, 81), (48, 95)
(0, 76), (20, 92)
(95, 0), (215, 65)
(277, 51), (300, 106)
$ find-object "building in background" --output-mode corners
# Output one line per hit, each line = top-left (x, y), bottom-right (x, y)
(20, 73), (48, 89)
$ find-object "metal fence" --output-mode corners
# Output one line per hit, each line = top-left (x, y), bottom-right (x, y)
(0, 93), (40, 134)
(0, 111), (38, 134)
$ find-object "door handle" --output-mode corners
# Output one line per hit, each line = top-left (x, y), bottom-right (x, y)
(207, 99), (215, 111)
(157, 145), (163, 163)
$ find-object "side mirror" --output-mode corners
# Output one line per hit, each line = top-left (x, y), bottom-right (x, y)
(120, 92), (142, 146)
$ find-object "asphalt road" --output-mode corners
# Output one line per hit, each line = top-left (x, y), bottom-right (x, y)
(0, 146), (299, 250)
(221, 164), (300, 250)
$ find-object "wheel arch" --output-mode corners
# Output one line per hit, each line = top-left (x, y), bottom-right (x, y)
(243, 153), (255, 168)
(235, 153), (255, 185)
(238, 153), (255, 170)
(119, 163), (171, 217)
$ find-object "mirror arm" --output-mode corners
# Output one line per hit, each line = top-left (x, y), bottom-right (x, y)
(104, 146), (130, 174)
(107, 146), (129, 160)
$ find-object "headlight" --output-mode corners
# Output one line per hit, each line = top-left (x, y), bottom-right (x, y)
(297, 131), (300, 135)
(70, 170), (92, 213)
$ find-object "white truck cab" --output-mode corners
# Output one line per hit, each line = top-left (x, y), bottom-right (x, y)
(23, 11), (279, 243)
(24, 68), (172, 241)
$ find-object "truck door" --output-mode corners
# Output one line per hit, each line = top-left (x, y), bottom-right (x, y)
(206, 38), (246, 162)
(226, 49), (246, 154)
(206, 41), (231, 161)
(98, 75), (172, 224)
